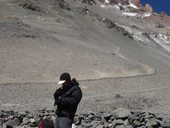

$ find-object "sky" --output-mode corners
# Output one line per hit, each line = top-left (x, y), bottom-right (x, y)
(140, 0), (170, 15)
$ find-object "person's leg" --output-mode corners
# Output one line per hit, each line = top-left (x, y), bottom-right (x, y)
(58, 117), (73, 128)
(54, 116), (60, 128)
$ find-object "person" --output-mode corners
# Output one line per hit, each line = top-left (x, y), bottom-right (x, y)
(54, 72), (82, 128)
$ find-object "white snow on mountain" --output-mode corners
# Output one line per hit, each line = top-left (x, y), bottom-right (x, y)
(128, 2), (138, 9)
(105, 0), (110, 4)
(122, 12), (137, 17)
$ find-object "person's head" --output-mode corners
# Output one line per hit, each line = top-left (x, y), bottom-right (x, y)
(58, 72), (71, 87)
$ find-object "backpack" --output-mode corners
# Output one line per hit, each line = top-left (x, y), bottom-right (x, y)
(39, 118), (54, 128)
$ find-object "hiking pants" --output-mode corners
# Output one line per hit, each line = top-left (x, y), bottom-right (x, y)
(54, 116), (73, 128)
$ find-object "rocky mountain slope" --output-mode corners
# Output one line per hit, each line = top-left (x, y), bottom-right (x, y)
(0, 0), (170, 124)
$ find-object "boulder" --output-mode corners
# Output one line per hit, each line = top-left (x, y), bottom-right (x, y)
(21, 117), (30, 125)
(161, 122), (170, 128)
(132, 120), (141, 127)
(145, 119), (160, 128)
(20, 112), (28, 118)
(113, 108), (131, 119)
(110, 119), (124, 128)
(96, 124), (104, 128)
(5, 118), (20, 128)
(143, 4), (153, 13)
(132, 0), (140, 6)
(128, 115), (140, 124)
(103, 113), (113, 122)
(81, 122), (93, 128)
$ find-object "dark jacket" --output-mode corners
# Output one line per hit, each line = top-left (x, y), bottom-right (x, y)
(54, 79), (82, 119)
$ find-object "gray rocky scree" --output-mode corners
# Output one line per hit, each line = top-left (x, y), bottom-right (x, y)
(0, 108), (170, 128)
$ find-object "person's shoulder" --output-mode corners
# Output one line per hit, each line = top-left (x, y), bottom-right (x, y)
(75, 85), (82, 94)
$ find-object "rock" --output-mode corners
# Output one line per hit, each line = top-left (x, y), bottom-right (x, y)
(128, 115), (140, 124)
(126, 125), (133, 128)
(0, 122), (2, 128)
(113, 108), (131, 119)
(132, 0), (140, 6)
(82, 0), (96, 5)
(81, 122), (93, 128)
(123, 119), (129, 126)
(102, 18), (116, 29)
(143, 4), (153, 13)
(57, 0), (71, 11)
(7, 116), (14, 120)
(19, 2), (42, 12)
(2, 124), (7, 128)
(0, 112), (3, 118)
(21, 117), (30, 125)
(112, 47), (120, 56)
(140, 117), (145, 123)
(103, 122), (109, 128)
(114, 94), (123, 99)
(141, 112), (151, 119)
(161, 122), (170, 128)
(133, 111), (145, 117)
(30, 118), (36, 124)
(74, 116), (82, 125)
(43, 112), (49, 116)
(0, 118), (5, 124)
(110, 116), (115, 121)
(38, 113), (44, 118)
(155, 119), (163, 125)
(115, 124), (125, 128)
(132, 120), (141, 127)
(15, 126), (26, 128)
(137, 126), (146, 128)
(154, 113), (169, 122)
(110, 120), (124, 128)
(20, 112), (28, 118)
(103, 113), (113, 122)
(27, 114), (34, 118)
(5, 118), (20, 128)
(109, 0), (129, 5)
(92, 121), (101, 128)
(0, 109), (169, 128)
(146, 119), (160, 128)
(95, 124), (104, 128)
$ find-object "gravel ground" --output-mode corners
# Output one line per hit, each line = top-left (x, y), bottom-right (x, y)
(0, 70), (170, 115)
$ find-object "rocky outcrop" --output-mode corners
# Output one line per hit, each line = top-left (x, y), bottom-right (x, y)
(132, 0), (141, 6)
(143, 4), (153, 13)
(100, 18), (133, 39)
(0, 108), (170, 128)
(97, 0), (129, 5)
(109, 0), (129, 5)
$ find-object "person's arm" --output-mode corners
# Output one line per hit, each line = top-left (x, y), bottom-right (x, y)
(57, 87), (82, 107)
(54, 87), (62, 100)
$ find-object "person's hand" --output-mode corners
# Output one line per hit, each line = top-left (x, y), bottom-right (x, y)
(54, 96), (62, 106)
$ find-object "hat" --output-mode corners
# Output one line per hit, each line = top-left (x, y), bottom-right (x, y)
(58, 72), (71, 85)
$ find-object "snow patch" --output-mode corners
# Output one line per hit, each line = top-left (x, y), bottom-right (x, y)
(143, 13), (151, 17)
(105, 0), (110, 4)
(122, 12), (151, 18)
(150, 34), (170, 52)
(128, 2), (138, 9)
(122, 12), (137, 17)
(100, 4), (105, 8)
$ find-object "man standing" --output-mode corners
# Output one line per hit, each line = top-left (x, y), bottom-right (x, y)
(54, 73), (82, 128)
